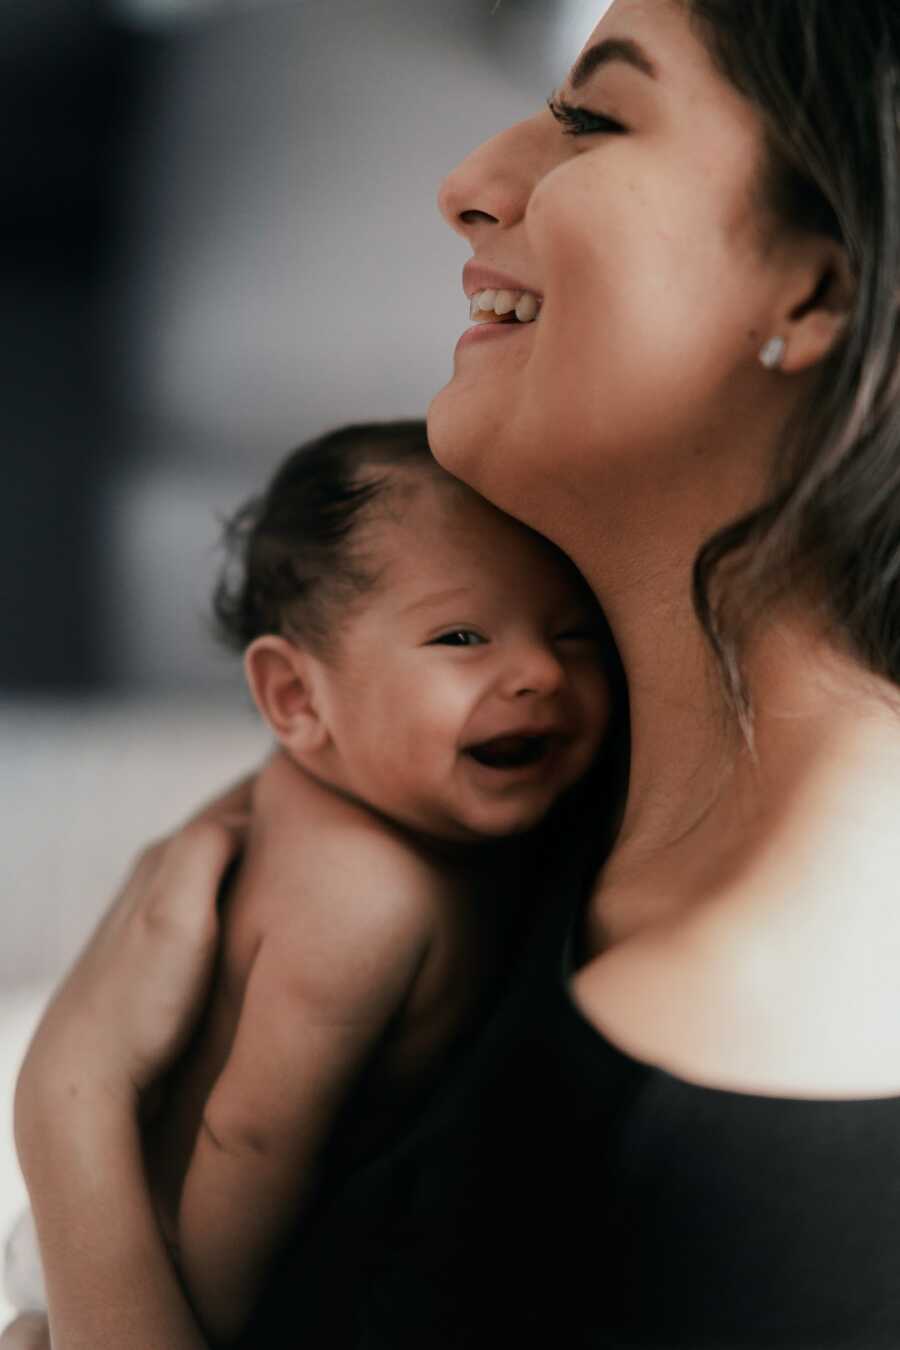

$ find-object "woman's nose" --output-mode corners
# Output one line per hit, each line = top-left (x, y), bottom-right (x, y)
(437, 114), (548, 240)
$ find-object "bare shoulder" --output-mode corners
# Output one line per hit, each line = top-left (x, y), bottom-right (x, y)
(303, 804), (446, 918)
(259, 807), (444, 999)
(249, 761), (445, 935)
(572, 872), (900, 1100)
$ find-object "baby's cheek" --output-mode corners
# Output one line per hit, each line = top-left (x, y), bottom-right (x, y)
(394, 722), (438, 783)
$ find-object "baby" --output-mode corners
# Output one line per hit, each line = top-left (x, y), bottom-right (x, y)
(6, 420), (613, 1343)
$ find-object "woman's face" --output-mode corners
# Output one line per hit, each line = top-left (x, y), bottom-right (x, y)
(428, 0), (790, 539)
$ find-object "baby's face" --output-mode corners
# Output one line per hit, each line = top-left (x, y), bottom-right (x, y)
(316, 474), (612, 842)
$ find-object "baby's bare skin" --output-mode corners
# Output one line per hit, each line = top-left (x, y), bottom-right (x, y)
(143, 752), (520, 1343)
(141, 473), (610, 1343)
(100, 467), (610, 1344)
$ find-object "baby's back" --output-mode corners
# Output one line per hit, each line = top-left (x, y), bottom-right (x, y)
(145, 762), (514, 1242)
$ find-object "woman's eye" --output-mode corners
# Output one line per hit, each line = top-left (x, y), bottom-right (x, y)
(431, 630), (487, 648)
(546, 94), (626, 138)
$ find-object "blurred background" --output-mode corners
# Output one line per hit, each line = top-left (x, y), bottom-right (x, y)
(0, 0), (605, 1296)
(2, 0), (605, 698)
(1, 0), (606, 940)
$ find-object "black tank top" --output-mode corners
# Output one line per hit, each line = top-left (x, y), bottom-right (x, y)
(241, 826), (900, 1349)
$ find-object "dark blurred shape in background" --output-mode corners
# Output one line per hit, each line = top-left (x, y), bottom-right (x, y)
(0, 0), (147, 689)
(0, 0), (600, 695)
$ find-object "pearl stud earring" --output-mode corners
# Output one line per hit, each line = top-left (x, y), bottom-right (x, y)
(759, 336), (787, 371)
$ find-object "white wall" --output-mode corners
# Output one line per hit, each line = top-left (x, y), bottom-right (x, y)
(96, 0), (588, 686)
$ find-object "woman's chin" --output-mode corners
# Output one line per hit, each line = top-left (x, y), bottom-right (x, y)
(428, 388), (550, 543)
(426, 381), (481, 485)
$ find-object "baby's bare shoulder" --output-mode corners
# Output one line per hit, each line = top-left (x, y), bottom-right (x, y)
(247, 759), (445, 926)
(268, 805), (443, 966)
(311, 796), (442, 886)
(243, 830), (439, 1033)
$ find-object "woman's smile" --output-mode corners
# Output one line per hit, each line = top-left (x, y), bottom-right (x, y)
(458, 262), (544, 354)
(429, 0), (783, 540)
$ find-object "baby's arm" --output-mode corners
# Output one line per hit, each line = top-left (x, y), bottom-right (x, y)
(175, 834), (435, 1345)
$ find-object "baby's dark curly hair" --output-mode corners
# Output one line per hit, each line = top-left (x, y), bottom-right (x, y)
(213, 420), (436, 654)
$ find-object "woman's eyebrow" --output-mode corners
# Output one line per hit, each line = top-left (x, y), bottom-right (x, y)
(569, 37), (658, 90)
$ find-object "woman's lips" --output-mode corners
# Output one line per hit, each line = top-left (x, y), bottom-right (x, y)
(455, 322), (530, 354)
(462, 262), (542, 301)
(458, 264), (543, 354)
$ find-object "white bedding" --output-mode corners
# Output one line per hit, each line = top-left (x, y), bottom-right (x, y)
(0, 984), (51, 1327)
(0, 697), (269, 1330)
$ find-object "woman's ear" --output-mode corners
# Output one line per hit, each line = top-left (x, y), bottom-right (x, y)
(244, 635), (330, 754)
(777, 237), (854, 375)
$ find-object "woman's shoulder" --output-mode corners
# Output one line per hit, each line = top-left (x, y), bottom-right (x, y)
(570, 868), (900, 1102)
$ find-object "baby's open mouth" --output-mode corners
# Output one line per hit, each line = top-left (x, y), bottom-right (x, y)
(465, 734), (553, 770)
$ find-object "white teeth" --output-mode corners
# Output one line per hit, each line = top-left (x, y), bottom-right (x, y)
(469, 288), (541, 324)
(515, 292), (539, 323)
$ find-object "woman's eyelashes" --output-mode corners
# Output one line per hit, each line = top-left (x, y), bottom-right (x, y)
(546, 93), (627, 138)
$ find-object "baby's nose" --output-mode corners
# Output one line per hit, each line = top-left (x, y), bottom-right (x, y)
(504, 644), (564, 699)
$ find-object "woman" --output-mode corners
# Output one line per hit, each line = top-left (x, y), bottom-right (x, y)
(7, 0), (900, 1344)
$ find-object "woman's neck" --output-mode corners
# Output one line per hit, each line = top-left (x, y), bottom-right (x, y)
(594, 555), (733, 873)
(576, 541), (900, 943)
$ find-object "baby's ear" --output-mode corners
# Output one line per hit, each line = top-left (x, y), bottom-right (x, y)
(244, 635), (330, 754)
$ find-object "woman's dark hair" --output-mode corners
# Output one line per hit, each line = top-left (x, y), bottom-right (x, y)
(213, 420), (435, 653)
(684, 1), (900, 730)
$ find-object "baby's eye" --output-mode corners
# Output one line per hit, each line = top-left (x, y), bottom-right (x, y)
(430, 630), (487, 648)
